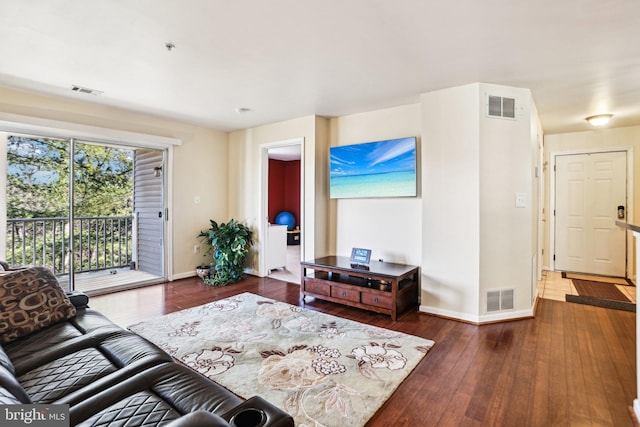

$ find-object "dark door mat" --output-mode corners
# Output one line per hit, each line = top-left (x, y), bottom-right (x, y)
(565, 294), (636, 312)
(572, 279), (631, 301)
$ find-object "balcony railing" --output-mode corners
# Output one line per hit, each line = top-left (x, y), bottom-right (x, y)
(6, 216), (134, 276)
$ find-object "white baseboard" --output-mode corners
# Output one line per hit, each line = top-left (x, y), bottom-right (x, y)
(419, 305), (535, 324)
(634, 399), (640, 423)
(479, 308), (535, 323)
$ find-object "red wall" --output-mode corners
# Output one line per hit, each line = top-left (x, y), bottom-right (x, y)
(268, 159), (300, 227)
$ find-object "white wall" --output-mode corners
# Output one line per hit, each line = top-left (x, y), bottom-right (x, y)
(531, 102), (544, 290)
(328, 104), (422, 265)
(421, 84), (481, 321)
(420, 83), (537, 322)
(478, 83), (536, 315)
(314, 117), (331, 258)
(174, 127), (228, 277)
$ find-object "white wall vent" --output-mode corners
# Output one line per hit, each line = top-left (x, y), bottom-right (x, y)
(486, 289), (515, 313)
(487, 95), (516, 119)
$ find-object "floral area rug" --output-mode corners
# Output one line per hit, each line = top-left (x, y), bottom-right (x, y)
(128, 292), (434, 427)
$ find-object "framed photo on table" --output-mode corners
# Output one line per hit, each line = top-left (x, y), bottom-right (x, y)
(350, 247), (371, 267)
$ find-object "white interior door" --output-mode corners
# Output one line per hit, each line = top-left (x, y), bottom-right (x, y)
(555, 151), (627, 276)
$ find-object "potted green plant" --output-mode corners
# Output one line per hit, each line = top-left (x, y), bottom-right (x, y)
(198, 219), (254, 286)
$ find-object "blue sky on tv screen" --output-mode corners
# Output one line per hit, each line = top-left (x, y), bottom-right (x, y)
(330, 137), (416, 177)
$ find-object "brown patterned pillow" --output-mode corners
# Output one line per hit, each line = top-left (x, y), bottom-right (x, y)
(0, 267), (76, 344)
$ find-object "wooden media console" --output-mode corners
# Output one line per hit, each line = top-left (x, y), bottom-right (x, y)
(300, 256), (419, 321)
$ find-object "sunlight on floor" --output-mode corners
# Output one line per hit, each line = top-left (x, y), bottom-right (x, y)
(539, 270), (636, 303)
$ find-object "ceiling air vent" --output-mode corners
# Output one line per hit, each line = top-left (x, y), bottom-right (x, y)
(487, 95), (516, 119)
(486, 289), (515, 313)
(71, 85), (103, 96)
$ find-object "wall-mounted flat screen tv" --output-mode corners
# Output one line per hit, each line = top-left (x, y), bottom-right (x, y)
(330, 136), (417, 199)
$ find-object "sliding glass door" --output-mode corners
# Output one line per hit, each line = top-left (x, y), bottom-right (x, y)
(4, 134), (71, 279)
(71, 140), (135, 292)
(2, 132), (166, 293)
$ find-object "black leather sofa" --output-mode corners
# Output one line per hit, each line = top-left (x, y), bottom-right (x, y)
(0, 268), (293, 427)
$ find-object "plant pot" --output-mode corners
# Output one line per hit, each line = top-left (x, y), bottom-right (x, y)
(196, 266), (210, 280)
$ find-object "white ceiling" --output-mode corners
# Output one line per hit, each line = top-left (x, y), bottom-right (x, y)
(0, 0), (638, 134)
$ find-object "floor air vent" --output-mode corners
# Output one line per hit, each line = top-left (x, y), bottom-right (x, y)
(487, 95), (516, 119)
(486, 289), (515, 313)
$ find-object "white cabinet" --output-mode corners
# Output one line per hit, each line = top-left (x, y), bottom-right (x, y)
(267, 224), (287, 271)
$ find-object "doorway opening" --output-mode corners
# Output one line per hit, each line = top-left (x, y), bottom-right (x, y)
(260, 139), (303, 284)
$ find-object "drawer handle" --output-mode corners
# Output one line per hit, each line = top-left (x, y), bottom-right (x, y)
(342, 291), (347, 297)
(314, 285), (319, 290)
(374, 297), (379, 303)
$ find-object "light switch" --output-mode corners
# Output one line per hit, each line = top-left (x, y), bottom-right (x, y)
(194, 195), (200, 205)
(515, 193), (526, 208)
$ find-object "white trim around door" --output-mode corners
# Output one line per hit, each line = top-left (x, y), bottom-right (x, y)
(258, 137), (305, 278)
(549, 146), (634, 278)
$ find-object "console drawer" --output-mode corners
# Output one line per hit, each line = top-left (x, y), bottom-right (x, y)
(305, 279), (330, 296)
(361, 292), (392, 308)
(331, 286), (360, 303)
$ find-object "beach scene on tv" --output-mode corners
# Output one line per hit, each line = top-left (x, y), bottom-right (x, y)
(330, 137), (417, 199)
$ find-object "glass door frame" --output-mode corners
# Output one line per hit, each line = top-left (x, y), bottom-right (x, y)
(2, 132), (169, 292)
(68, 138), (76, 290)
(0, 115), (179, 284)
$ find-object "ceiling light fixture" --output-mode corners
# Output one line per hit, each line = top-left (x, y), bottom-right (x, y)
(165, 42), (175, 51)
(585, 114), (613, 127)
(235, 107), (251, 113)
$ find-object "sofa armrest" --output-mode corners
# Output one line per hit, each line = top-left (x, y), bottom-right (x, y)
(165, 411), (230, 427)
(223, 396), (294, 427)
(66, 291), (89, 309)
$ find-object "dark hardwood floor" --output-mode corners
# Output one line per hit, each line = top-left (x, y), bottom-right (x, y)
(90, 275), (637, 426)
